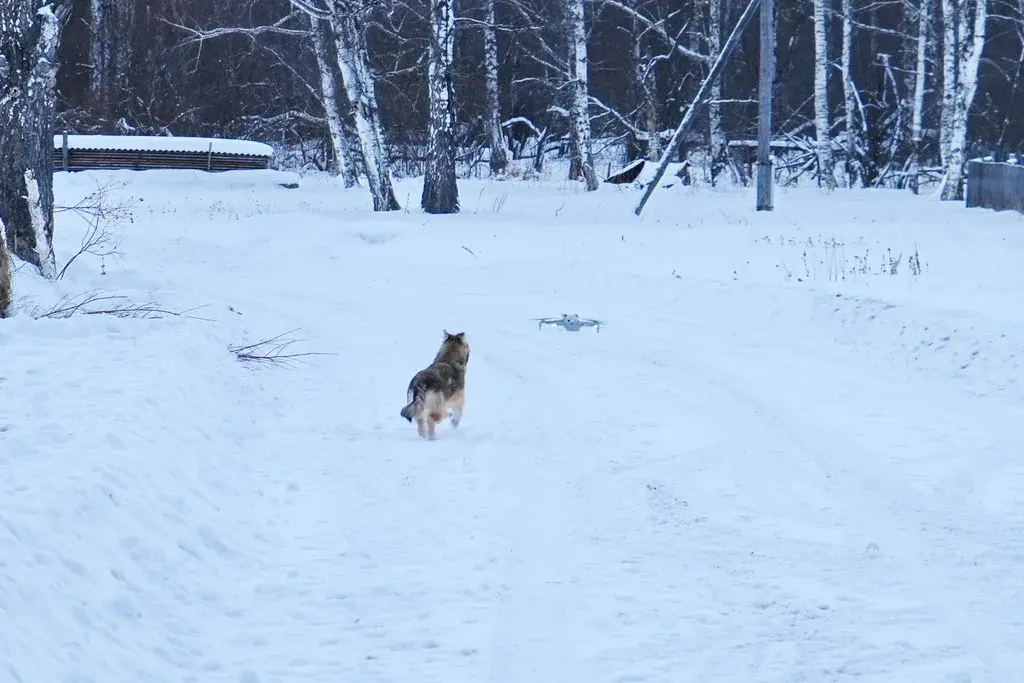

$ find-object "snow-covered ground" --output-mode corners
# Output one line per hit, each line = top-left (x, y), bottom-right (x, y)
(3, 169), (1024, 683)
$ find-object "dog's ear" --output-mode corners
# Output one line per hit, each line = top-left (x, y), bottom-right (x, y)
(454, 332), (466, 340)
(443, 329), (451, 340)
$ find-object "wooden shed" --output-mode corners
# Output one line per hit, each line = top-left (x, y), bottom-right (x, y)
(53, 134), (274, 172)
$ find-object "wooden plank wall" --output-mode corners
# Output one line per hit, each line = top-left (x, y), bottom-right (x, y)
(52, 149), (271, 172)
(966, 161), (1024, 214)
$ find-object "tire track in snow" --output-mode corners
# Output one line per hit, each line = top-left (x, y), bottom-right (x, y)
(471, 342), (577, 683)
(675, 336), (1020, 683)
(545, 329), (1002, 680)
(473, 327), (865, 681)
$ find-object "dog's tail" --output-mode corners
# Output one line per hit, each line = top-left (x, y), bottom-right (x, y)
(400, 386), (423, 422)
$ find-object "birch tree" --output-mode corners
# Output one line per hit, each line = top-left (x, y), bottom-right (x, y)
(840, 0), (858, 187)
(310, 13), (360, 186)
(813, 0), (836, 189)
(565, 0), (599, 191)
(632, 33), (661, 161)
(422, 0), (460, 213)
(483, 0), (509, 176)
(89, 0), (132, 118)
(325, 2), (400, 210)
(939, 0), (987, 201)
(0, 0), (68, 277)
(172, 3), (395, 205)
(908, 0), (929, 194)
(708, 0), (730, 184)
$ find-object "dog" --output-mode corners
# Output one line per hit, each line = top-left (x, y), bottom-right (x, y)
(400, 330), (470, 440)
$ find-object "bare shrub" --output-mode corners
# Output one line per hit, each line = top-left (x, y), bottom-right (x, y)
(54, 178), (138, 279)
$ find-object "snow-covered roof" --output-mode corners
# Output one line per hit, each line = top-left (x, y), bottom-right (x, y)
(53, 134), (274, 158)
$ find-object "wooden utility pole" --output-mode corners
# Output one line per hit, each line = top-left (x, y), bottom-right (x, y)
(634, 0), (762, 216)
(756, 0), (776, 211)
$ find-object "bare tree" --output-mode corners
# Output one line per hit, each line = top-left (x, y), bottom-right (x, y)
(422, 0), (460, 213)
(812, 0), (836, 189)
(310, 13), (360, 185)
(1, 0), (69, 277)
(173, 2), (400, 208)
(566, 0), (598, 190)
(322, 1), (400, 209)
(484, 0), (509, 175)
(89, 0), (133, 118)
(939, 0), (987, 201)
(840, 0), (858, 187)
(908, 0), (929, 194)
(630, 17), (662, 161)
(708, 0), (730, 184)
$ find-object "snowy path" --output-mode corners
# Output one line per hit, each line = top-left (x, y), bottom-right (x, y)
(674, 324), (1024, 682)
(6, 174), (1024, 683)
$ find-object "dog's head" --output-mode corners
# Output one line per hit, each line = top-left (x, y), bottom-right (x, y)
(439, 329), (470, 364)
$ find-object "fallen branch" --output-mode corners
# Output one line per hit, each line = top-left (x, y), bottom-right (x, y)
(31, 291), (210, 320)
(228, 330), (332, 368)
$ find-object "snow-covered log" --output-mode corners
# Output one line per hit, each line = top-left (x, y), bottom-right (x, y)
(565, 0), (599, 191)
(0, 1), (65, 277)
(421, 0), (460, 214)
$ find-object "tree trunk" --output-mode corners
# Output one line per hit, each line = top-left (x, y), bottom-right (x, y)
(565, 0), (599, 191)
(90, 0), (131, 119)
(841, 0), (858, 187)
(484, 0), (508, 176)
(328, 2), (400, 211)
(909, 0), (929, 194)
(643, 61), (661, 161)
(939, 0), (986, 201)
(630, 19), (661, 162)
(708, 0), (730, 185)
(813, 0), (836, 190)
(311, 15), (359, 186)
(0, 1), (62, 277)
(339, 118), (362, 185)
(938, 0), (955, 167)
(0, 219), (11, 316)
(422, 0), (460, 213)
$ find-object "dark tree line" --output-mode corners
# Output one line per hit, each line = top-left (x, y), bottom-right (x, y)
(0, 0), (1018, 306)
(54, 0), (1020, 188)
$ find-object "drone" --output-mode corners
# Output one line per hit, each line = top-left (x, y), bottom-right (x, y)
(533, 313), (605, 333)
